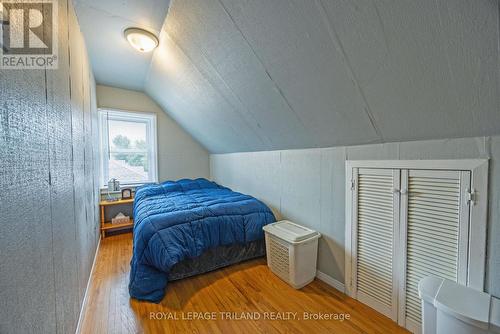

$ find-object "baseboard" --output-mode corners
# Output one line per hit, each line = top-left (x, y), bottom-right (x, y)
(75, 236), (101, 334)
(316, 270), (345, 293)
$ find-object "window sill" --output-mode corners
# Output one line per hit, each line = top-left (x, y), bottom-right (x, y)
(99, 182), (158, 194)
(100, 185), (139, 194)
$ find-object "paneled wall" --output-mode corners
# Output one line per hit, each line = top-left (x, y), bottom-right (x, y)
(0, 1), (99, 333)
(211, 136), (500, 298)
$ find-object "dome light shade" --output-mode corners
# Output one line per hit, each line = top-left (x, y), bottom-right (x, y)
(124, 28), (159, 53)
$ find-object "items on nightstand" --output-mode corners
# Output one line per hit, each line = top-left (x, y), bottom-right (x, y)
(106, 178), (121, 202)
(108, 178), (120, 192)
(112, 212), (130, 225)
(121, 188), (132, 199)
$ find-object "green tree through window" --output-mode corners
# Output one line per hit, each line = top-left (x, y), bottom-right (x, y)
(113, 135), (131, 149)
(112, 135), (130, 161)
(111, 135), (148, 172)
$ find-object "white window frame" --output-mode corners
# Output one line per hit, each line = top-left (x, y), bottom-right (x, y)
(345, 159), (488, 297)
(98, 108), (158, 187)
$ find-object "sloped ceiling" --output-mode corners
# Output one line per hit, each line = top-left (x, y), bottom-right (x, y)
(74, 0), (171, 91)
(80, 0), (500, 153)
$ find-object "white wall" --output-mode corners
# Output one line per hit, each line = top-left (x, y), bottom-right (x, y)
(210, 136), (500, 298)
(96, 85), (209, 182)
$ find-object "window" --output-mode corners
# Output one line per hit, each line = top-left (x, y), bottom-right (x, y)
(344, 160), (488, 333)
(99, 109), (157, 187)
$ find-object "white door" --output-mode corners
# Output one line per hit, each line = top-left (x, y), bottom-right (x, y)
(352, 168), (400, 320)
(347, 160), (487, 334)
(398, 169), (471, 333)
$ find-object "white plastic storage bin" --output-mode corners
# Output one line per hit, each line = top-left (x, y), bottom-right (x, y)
(263, 220), (321, 289)
(419, 277), (500, 334)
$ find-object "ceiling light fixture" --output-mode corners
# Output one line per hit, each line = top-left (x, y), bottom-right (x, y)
(124, 27), (159, 53)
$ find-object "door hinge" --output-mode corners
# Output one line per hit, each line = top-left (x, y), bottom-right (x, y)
(351, 179), (356, 191)
(467, 189), (476, 206)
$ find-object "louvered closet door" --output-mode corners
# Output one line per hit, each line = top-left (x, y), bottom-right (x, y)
(353, 168), (399, 320)
(399, 169), (471, 332)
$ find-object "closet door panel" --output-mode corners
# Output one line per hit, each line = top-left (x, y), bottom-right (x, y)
(402, 169), (470, 331)
(354, 168), (399, 320)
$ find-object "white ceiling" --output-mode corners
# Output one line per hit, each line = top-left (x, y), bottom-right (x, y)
(76, 0), (500, 154)
(74, 0), (171, 91)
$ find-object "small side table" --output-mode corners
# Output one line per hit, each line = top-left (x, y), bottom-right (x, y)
(99, 198), (135, 239)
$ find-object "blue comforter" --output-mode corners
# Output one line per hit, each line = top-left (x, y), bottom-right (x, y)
(129, 178), (276, 302)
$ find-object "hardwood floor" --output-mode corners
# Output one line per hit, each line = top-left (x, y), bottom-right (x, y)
(79, 233), (409, 334)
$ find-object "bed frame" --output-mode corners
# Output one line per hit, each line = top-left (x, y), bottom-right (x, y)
(168, 239), (266, 281)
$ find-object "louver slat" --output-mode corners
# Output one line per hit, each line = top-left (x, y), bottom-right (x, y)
(405, 171), (463, 325)
(356, 169), (395, 315)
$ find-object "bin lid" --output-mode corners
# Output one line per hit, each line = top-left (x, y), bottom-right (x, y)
(263, 220), (319, 243)
(418, 276), (443, 303)
(434, 279), (491, 329)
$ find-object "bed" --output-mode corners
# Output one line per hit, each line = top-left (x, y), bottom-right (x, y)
(128, 178), (276, 302)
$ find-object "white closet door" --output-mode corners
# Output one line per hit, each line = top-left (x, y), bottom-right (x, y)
(399, 169), (471, 332)
(353, 168), (399, 320)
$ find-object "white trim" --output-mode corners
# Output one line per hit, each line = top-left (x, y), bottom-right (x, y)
(458, 170), (472, 286)
(316, 270), (345, 293)
(75, 237), (101, 334)
(98, 108), (158, 187)
(350, 167), (359, 298)
(345, 159), (489, 330)
(397, 169), (409, 327)
(391, 169), (401, 322)
(345, 159), (487, 171)
(344, 166), (355, 296)
(468, 161), (489, 290)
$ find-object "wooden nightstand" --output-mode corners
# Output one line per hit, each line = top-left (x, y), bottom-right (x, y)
(99, 198), (135, 238)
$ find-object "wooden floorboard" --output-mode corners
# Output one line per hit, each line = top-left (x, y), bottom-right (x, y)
(79, 233), (409, 334)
